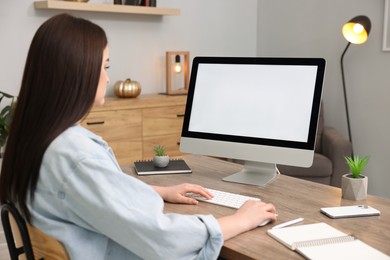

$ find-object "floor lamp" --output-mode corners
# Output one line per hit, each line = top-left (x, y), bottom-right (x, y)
(340, 15), (371, 156)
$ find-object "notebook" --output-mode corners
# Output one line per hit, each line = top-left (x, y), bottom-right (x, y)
(134, 159), (192, 175)
(267, 222), (390, 260)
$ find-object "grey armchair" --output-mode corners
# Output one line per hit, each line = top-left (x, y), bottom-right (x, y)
(278, 105), (352, 187)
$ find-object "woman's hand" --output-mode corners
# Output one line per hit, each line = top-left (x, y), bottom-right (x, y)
(234, 200), (277, 229)
(151, 183), (213, 204)
(218, 200), (277, 241)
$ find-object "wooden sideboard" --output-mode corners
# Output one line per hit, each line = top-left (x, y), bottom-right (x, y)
(81, 94), (187, 164)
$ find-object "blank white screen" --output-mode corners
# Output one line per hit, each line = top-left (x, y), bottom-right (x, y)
(188, 64), (318, 142)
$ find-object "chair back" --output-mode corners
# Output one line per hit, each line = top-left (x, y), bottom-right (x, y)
(27, 223), (70, 260)
(1, 203), (35, 260)
(1, 203), (70, 260)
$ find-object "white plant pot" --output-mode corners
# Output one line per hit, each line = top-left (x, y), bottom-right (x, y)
(341, 173), (368, 201)
(153, 155), (170, 168)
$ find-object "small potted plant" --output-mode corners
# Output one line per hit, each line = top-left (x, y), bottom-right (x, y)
(342, 155), (369, 201)
(153, 145), (170, 168)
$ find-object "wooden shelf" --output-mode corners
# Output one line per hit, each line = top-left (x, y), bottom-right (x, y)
(34, 1), (180, 16)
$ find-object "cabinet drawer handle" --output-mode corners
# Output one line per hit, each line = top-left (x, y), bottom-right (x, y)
(176, 113), (185, 118)
(86, 121), (105, 125)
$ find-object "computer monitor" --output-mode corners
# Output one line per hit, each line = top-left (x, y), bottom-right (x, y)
(180, 57), (326, 186)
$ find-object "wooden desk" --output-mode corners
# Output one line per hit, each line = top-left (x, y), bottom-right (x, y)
(121, 155), (390, 259)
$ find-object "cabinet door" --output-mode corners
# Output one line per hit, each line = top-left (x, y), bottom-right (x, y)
(143, 134), (182, 159)
(142, 106), (185, 136)
(142, 106), (185, 159)
(81, 109), (143, 164)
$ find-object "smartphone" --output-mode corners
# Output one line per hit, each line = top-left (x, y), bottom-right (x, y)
(320, 205), (380, 219)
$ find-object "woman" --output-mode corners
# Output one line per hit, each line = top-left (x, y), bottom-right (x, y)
(0, 14), (277, 259)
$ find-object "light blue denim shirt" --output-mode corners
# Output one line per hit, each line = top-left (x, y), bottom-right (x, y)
(27, 125), (223, 259)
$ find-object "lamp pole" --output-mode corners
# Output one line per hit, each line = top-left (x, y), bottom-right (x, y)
(340, 41), (354, 157)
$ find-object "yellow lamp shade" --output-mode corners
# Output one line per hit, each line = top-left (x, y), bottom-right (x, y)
(342, 15), (371, 44)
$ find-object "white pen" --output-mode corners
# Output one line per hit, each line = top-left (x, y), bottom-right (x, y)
(272, 217), (304, 229)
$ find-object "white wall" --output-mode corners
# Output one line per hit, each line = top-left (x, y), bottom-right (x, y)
(0, 0), (258, 96)
(258, 0), (390, 198)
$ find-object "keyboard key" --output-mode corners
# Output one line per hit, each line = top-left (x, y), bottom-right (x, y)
(187, 188), (261, 209)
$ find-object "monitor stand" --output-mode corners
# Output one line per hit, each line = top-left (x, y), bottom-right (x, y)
(222, 161), (279, 187)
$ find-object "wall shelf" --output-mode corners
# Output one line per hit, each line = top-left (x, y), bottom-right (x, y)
(34, 1), (180, 16)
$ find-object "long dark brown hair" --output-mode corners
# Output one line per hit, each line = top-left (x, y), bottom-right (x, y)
(0, 13), (108, 222)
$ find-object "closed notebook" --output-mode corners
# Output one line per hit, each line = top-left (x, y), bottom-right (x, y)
(134, 159), (192, 175)
(267, 222), (390, 260)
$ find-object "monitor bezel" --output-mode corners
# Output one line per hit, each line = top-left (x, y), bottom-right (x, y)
(181, 56), (326, 151)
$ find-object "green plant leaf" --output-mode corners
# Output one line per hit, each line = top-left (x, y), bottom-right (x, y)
(153, 145), (167, 156)
(344, 155), (369, 178)
(0, 91), (15, 148)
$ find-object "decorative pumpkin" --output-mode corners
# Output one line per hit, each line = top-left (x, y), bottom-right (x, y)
(114, 78), (142, 98)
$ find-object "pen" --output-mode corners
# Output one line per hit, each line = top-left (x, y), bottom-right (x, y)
(272, 217), (304, 229)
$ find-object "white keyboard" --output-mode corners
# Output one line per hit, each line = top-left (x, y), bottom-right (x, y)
(186, 188), (261, 209)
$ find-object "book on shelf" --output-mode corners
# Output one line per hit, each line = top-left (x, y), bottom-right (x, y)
(267, 222), (390, 259)
(141, 0), (156, 7)
(134, 159), (192, 175)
